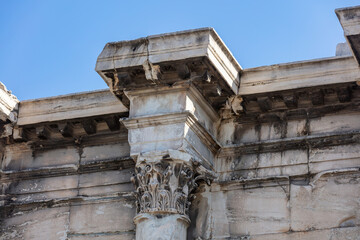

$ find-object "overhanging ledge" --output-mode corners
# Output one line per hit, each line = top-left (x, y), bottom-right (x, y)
(95, 28), (242, 112)
(336, 5), (360, 65)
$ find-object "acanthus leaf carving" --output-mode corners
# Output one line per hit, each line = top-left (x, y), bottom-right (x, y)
(131, 158), (216, 217)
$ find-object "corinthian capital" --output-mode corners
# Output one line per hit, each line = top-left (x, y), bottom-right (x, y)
(131, 151), (216, 219)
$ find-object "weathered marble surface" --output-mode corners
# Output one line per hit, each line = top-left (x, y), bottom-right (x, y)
(336, 5), (360, 65)
(0, 82), (18, 123)
(187, 172), (360, 239)
(17, 89), (127, 126)
(2, 6), (360, 239)
(135, 214), (188, 240)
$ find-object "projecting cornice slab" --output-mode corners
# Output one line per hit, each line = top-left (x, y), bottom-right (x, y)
(0, 82), (19, 123)
(17, 89), (127, 126)
(336, 5), (360, 65)
(95, 28), (242, 111)
(239, 56), (360, 95)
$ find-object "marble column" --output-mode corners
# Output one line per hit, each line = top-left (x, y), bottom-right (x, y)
(131, 151), (208, 240)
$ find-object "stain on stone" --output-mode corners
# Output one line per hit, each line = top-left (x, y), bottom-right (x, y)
(339, 216), (356, 227)
(196, 36), (205, 44)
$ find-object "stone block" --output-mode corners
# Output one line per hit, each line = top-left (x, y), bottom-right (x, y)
(232, 154), (258, 171)
(17, 89), (127, 125)
(310, 113), (360, 135)
(129, 91), (185, 117)
(217, 119), (235, 145)
(2, 143), (33, 171)
(7, 175), (78, 203)
(234, 123), (259, 143)
(8, 175), (78, 194)
(211, 185), (290, 237)
(258, 152), (282, 168)
(2, 143), (80, 171)
(309, 144), (360, 173)
(78, 184), (133, 197)
(128, 123), (185, 154)
(286, 119), (306, 138)
(281, 149), (308, 166)
(250, 226), (360, 240)
(32, 147), (79, 168)
(260, 122), (284, 141)
(217, 150), (308, 180)
(81, 142), (130, 163)
(68, 233), (135, 240)
(78, 169), (134, 196)
(69, 201), (135, 234)
(79, 169), (132, 188)
(1, 207), (70, 240)
(188, 185), (212, 240)
(184, 125), (214, 165)
(290, 173), (360, 231)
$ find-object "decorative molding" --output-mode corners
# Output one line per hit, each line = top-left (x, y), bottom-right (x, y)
(219, 130), (360, 157)
(122, 112), (188, 129)
(0, 157), (134, 182)
(188, 84), (219, 122)
(131, 160), (195, 216)
(186, 113), (221, 154)
(131, 151), (216, 218)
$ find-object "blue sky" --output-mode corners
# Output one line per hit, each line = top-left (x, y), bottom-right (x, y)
(1, 1), (359, 100)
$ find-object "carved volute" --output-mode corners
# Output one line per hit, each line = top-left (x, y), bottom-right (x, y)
(131, 156), (216, 221)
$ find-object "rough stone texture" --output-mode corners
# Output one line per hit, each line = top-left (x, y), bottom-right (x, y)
(135, 214), (188, 240)
(309, 143), (360, 173)
(0, 82), (18, 123)
(290, 172), (360, 231)
(2, 8), (360, 239)
(0, 123), (135, 239)
(1, 207), (70, 240)
(336, 6), (360, 65)
(67, 233), (135, 240)
(249, 227), (360, 240)
(216, 149), (309, 181)
(69, 201), (135, 234)
(211, 184), (290, 238)
(81, 142), (130, 163)
(336, 42), (352, 56)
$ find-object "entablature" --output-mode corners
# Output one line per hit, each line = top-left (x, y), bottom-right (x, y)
(1, 89), (129, 149)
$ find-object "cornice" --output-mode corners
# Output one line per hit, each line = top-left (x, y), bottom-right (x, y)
(219, 129), (360, 157)
(240, 56), (360, 95)
(121, 112), (188, 129)
(95, 28), (241, 112)
(17, 89), (127, 126)
(0, 157), (134, 182)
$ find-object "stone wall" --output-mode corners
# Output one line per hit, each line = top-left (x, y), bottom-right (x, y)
(1, 131), (136, 239)
(189, 110), (360, 239)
